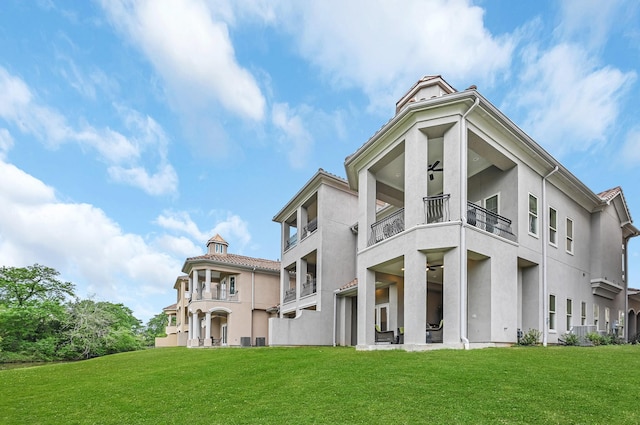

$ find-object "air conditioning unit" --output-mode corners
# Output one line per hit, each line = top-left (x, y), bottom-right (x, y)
(240, 337), (251, 347)
(255, 337), (266, 347)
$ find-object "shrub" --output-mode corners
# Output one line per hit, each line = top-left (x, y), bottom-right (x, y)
(561, 333), (580, 346)
(519, 328), (541, 346)
(586, 332), (606, 346)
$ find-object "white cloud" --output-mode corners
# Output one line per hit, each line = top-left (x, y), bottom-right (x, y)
(0, 128), (14, 160)
(240, 0), (515, 113)
(272, 102), (313, 169)
(100, 0), (266, 121)
(557, 0), (631, 50)
(505, 43), (636, 157)
(155, 209), (253, 254)
(0, 160), (182, 320)
(0, 66), (178, 195)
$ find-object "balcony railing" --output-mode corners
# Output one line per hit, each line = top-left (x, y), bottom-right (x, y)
(466, 202), (516, 242)
(210, 288), (239, 301)
(368, 208), (405, 246)
(283, 287), (296, 303)
(301, 277), (317, 297)
(424, 194), (450, 223)
(285, 233), (298, 251)
(301, 218), (318, 239)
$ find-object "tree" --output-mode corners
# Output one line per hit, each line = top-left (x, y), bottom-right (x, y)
(61, 299), (144, 359)
(0, 265), (73, 360)
(143, 312), (169, 346)
(0, 264), (75, 307)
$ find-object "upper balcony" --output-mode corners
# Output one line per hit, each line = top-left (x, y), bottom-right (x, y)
(367, 194), (516, 246)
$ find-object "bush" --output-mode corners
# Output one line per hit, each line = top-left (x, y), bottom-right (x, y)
(519, 328), (541, 346)
(586, 332), (606, 346)
(561, 333), (580, 346)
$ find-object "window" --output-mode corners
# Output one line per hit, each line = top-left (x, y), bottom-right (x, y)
(593, 304), (600, 329)
(549, 207), (557, 246)
(566, 299), (572, 331)
(581, 302), (586, 325)
(605, 307), (610, 331)
(565, 218), (574, 254)
(549, 294), (556, 331)
(229, 276), (236, 294)
(528, 194), (538, 236)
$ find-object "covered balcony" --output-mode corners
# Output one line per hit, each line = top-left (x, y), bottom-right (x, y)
(466, 202), (516, 242)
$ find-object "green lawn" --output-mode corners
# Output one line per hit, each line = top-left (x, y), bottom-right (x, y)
(1, 345), (639, 424)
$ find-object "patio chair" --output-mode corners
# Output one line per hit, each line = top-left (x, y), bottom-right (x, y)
(375, 325), (395, 343)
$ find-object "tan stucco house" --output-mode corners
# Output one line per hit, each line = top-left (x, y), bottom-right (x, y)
(158, 235), (280, 347)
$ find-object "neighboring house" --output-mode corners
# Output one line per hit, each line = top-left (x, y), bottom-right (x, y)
(269, 169), (358, 345)
(154, 302), (178, 347)
(168, 234), (280, 347)
(628, 288), (640, 340)
(274, 75), (638, 350)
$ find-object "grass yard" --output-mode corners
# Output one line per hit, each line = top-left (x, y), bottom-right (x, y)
(1, 345), (639, 424)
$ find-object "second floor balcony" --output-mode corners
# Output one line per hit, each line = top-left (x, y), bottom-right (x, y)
(283, 287), (296, 303)
(366, 194), (516, 246)
(301, 277), (317, 297)
(467, 202), (516, 242)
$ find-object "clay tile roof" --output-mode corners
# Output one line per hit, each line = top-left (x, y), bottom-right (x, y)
(597, 186), (622, 203)
(339, 278), (358, 291)
(207, 234), (228, 246)
(186, 252), (280, 271)
(163, 303), (177, 311)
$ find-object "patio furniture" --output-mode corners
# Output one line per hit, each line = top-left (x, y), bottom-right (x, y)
(426, 320), (443, 343)
(375, 325), (395, 343)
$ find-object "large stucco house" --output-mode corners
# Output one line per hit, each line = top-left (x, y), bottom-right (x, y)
(158, 235), (280, 347)
(272, 75), (639, 350)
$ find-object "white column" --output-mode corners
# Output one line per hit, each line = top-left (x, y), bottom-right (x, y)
(404, 250), (427, 345)
(187, 313), (193, 346)
(204, 269), (212, 299)
(192, 312), (200, 342)
(204, 311), (212, 347)
(192, 270), (199, 299)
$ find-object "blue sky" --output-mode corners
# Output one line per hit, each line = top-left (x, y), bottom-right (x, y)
(1, 0), (639, 322)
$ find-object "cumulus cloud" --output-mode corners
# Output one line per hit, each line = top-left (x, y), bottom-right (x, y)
(100, 0), (266, 121)
(0, 160), (182, 318)
(236, 0), (515, 113)
(0, 66), (178, 195)
(155, 209), (253, 254)
(504, 43), (635, 157)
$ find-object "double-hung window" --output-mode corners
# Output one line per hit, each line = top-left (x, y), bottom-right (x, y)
(566, 218), (574, 254)
(528, 194), (538, 236)
(581, 302), (586, 325)
(549, 294), (556, 331)
(593, 304), (600, 330)
(549, 207), (557, 246)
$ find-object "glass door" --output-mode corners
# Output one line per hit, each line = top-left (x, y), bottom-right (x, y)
(375, 304), (389, 332)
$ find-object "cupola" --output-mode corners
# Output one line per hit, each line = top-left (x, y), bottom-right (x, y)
(206, 234), (229, 256)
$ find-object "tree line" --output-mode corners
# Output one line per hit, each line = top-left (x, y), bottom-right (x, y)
(0, 264), (168, 362)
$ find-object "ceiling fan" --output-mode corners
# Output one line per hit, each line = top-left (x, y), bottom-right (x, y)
(428, 160), (443, 181)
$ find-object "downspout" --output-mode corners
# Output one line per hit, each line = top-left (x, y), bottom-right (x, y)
(459, 97), (479, 350)
(542, 165), (559, 347)
(251, 267), (256, 344)
(333, 289), (338, 347)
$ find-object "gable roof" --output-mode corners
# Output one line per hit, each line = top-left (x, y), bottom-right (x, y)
(598, 186), (640, 239)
